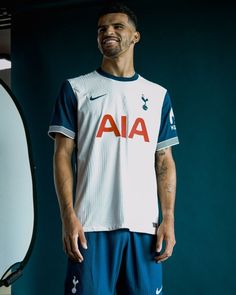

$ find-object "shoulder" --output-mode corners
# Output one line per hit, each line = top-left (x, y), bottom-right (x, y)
(67, 70), (99, 91)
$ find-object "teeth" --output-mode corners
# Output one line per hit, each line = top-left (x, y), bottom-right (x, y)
(106, 40), (116, 44)
(103, 38), (118, 44)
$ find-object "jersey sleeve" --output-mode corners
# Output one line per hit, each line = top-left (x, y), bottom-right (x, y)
(156, 91), (179, 151)
(48, 80), (77, 140)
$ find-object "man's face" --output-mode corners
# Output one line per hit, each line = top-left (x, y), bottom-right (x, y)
(97, 13), (139, 58)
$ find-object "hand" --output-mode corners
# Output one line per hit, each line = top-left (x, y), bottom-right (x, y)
(62, 211), (87, 262)
(155, 216), (176, 263)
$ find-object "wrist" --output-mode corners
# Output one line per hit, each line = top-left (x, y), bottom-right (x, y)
(162, 210), (175, 222)
(61, 205), (75, 220)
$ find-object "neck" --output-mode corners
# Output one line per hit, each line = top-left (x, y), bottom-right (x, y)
(101, 56), (135, 77)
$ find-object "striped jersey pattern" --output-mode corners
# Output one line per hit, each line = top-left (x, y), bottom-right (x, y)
(48, 68), (179, 234)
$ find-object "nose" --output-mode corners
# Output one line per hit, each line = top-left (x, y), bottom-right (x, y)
(104, 25), (115, 36)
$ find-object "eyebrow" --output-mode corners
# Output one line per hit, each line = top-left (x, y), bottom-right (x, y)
(97, 22), (125, 30)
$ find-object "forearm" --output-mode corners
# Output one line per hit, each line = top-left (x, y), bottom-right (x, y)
(155, 147), (177, 262)
(53, 148), (75, 219)
(53, 135), (87, 261)
(156, 148), (177, 221)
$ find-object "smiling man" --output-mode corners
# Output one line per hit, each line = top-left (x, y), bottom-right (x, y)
(48, 2), (179, 295)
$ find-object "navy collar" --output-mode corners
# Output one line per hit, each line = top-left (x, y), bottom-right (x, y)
(96, 67), (139, 81)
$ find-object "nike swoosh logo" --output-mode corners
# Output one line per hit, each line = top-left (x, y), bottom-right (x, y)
(156, 286), (163, 294)
(89, 94), (106, 101)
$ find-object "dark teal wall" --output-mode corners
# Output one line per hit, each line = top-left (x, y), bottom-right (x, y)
(11, 1), (236, 294)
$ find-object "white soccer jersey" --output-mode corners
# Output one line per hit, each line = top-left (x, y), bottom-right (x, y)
(48, 68), (179, 235)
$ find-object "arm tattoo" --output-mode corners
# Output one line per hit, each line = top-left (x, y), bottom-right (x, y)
(156, 148), (176, 193)
(157, 148), (167, 157)
(156, 148), (168, 180)
(166, 183), (176, 193)
(156, 160), (168, 180)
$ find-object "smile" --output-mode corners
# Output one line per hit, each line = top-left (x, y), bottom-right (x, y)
(102, 37), (120, 45)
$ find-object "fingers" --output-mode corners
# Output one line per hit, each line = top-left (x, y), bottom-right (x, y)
(156, 232), (163, 253)
(155, 238), (176, 263)
(64, 235), (83, 262)
(62, 215), (88, 262)
(78, 230), (88, 250)
(63, 230), (87, 263)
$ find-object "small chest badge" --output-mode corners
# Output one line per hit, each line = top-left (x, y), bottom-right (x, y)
(141, 94), (149, 110)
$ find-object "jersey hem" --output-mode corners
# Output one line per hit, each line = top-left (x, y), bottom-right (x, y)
(156, 137), (179, 151)
(48, 125), (75, 140)
(82, 224), (157, 235)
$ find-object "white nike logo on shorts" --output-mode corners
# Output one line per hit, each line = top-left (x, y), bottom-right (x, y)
(156, 286), (163, 294)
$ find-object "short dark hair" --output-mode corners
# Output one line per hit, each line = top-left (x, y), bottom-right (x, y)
(97, 1), (138, 30)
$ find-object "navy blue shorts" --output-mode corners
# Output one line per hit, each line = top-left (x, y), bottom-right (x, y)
(64, 229), (163, 295)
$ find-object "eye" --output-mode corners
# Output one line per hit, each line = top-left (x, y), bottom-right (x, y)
(114, 24), (124, 30)
(98, 27), (106, 33)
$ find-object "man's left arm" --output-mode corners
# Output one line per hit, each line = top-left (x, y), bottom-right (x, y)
(155, 147), (177, 263)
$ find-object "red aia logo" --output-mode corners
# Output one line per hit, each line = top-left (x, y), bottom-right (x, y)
(96, 114), (150, 142)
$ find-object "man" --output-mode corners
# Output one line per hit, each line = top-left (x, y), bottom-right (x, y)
(48, 2), (179, 294)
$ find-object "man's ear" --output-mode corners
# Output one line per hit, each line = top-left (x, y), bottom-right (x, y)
(133, 31), (141, 44)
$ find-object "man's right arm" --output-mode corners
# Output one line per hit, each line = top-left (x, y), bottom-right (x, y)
(53, 133), (87, 262)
